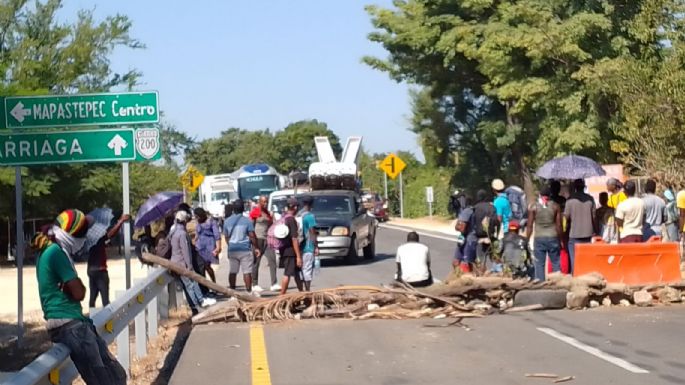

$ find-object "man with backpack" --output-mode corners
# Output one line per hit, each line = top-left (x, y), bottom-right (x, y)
(471, 190), (498, 270)
(299, 196), (318, 291)
(492, 179), (512, 238)
(224, 199), (261, 295)
(271, 198), (304, 295)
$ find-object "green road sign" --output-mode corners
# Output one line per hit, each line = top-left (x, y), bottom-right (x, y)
(3, 91), (159, 129)
(0, 127), (161, 166)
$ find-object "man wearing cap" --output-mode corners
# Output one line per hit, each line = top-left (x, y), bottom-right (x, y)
(224, 199), (261, 295)
(279, 198), (304, 294)
(170, 210), (216, 311)
(492, 178), (511, 238)
(527, 186), (563, 280)
(564, 179), (597, 274)
(34, 209), (126, 385)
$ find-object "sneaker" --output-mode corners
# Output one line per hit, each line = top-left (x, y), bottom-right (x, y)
(201, 298), (217, 308)
(270, 284), (281, 291)
(252, 285), (264, 293)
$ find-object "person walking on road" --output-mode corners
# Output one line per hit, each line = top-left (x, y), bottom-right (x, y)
(492, 179), (511, 238)
(193, 208), (221, 283)
(615, 180), (645, 243)
(527, 186), (563, 280)
(564, 179), (597, 274)
(299, 195), (319, 291)
(170, 210), (216, 313)
(278, 198), (304, 295)
(87, 213), (130, 308)
(224, 199), (261, 295)
(249, 195), (279, 292)
(641, 179), (666, 241)
(33, 209), (127, 385)
(396, 231), (432, 287)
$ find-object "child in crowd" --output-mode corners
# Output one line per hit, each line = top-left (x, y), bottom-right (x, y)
(498, 220), (532, 278)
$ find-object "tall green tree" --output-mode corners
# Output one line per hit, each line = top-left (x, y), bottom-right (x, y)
(364, 0), (672, 195)
(273, 120), (342, 172)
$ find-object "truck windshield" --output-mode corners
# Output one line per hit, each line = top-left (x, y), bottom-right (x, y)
(211, 191), (237, 202)
(311, 196), (354, 215)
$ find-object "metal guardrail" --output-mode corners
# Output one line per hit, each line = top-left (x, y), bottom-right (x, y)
(4, 267), (173, 385)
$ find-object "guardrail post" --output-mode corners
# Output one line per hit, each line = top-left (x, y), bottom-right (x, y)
(115, 290), (130, 379)
(158, 283), (169, 319)
(134, 279), (147, 359)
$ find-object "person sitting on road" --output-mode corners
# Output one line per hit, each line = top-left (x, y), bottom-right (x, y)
(498, 220), (532, 278)
(395, 231), (432, 287)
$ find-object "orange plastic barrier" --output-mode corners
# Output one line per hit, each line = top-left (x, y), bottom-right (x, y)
(574, 237), (682, 285)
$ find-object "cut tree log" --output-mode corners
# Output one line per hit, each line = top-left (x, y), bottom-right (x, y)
(142, 252), (258, 302)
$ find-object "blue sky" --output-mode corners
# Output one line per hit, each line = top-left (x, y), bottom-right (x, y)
(59, 1), (419, 158)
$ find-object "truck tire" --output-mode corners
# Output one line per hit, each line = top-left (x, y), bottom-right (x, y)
(344, 235), (359, 265)
(363, 231), (375, 260)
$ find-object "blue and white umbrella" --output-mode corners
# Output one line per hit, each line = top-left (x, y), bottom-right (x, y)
(536, 155), (606, 180)
(85, 207), (114, 252)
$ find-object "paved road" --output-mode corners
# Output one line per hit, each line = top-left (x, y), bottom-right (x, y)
(169, 225), (685, 385)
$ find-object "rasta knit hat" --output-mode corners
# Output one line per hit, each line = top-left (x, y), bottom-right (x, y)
(55, 209), (89, 238)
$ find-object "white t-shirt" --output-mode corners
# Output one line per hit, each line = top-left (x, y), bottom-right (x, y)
(615, 197), (645, 238)
(395, 242), (431, 283)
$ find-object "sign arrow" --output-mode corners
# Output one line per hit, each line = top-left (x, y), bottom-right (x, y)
(108, 134), (128, 156)
(10, 102), (31, 123)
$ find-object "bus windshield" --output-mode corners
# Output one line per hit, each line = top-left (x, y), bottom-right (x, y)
(238, 175), (279, 201)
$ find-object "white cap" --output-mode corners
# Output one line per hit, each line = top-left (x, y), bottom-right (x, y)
(491, 179), (505, 191)
(175, 210), (189, 223)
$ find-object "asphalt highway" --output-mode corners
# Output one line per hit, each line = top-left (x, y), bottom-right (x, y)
(169, 226), (685, 385)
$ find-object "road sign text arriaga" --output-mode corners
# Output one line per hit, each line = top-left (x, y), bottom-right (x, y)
(3, 91), (159, 129)
(0, 127), (161, 166)
(380, 153), (407, 180)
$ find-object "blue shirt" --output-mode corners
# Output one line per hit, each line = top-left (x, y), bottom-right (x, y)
(494, 193), (512, 231)
(223, 214), (254, 252)
(301, 212), (317, 253)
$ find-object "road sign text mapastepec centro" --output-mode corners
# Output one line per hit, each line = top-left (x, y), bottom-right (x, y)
(380, 153), (406, 180)
(4, 91), (159, 129)
(0, 127), (161, 166)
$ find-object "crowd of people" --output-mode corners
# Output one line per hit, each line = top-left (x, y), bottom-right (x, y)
(444, 177), (685, 281)
(27, 194), (322, 385)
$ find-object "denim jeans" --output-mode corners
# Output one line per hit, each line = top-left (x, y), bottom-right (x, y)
(88, 270), (110, 308)
(533, 237), (560, 281)
(180, 276), (204, 308)
(49, 320), (126, 385)
(568, 237), (592, 275)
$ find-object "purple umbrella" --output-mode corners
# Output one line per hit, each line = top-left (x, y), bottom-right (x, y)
(536, 155), (606, 180)
(134, 191), (184, 228)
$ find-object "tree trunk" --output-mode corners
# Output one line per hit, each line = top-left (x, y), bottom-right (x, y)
(505, 102), (536, 203)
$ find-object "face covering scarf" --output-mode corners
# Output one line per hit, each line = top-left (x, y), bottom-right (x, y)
(52, 225), (86, 259)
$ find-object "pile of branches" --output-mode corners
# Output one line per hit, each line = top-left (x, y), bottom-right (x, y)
(142, 253), (685, 326)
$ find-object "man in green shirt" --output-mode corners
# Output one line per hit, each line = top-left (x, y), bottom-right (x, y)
(33, 209), (126, 385)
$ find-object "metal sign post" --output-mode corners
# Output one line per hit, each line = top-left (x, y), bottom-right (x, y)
(399, 171), (404, 219)
(122, 162), (131, 289)
(384, 172), (388, 200)
(426, 186), (434, 218)
(15, 167), (24, 347)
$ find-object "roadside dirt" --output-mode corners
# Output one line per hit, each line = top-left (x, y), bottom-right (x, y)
(2, 308), (193, 385)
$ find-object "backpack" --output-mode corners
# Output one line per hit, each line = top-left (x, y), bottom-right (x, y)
(505, 186), (527, 221)
(472, 202), (498, 239)
(267, 213), (294, 250)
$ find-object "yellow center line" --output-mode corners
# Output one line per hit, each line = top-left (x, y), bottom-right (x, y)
(250, 322), (273, 385)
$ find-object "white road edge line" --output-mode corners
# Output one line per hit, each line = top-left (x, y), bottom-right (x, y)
(379, 223), (456, 243)
(537, 327), (649, 374)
